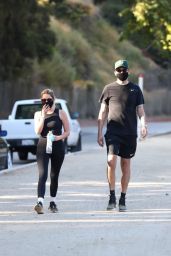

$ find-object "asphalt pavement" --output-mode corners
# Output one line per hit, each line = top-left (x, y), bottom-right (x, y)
(8, 121), (171, 168)
(0, 123), (171, 256)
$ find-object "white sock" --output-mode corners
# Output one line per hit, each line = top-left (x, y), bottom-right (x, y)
(38, 197), (44, 204)
(50, 197), (56, 203)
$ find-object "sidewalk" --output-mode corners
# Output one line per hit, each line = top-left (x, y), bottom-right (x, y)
(0, 134), (171, 255)
(79, 116), (171, 127)
(80, 119), (171, 137)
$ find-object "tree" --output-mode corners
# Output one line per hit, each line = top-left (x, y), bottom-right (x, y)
(49, 0), (91, 24)
(120, 0), (171, 66)
(93, 0), (171, 67)
(0, 0), (55, 80)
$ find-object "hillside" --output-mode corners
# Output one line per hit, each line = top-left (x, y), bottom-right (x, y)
(0, 0), (171, 118)
(34, 2), (157, 91)
(31, 1), (170, 117)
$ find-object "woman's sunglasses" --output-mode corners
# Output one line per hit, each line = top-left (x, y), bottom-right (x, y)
(41, 98), (53, 103)
(41, 98), (53, 107)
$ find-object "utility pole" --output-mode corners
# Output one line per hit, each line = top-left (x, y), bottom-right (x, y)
(138, 73), (144, 92)
(138, 74), (144, 140)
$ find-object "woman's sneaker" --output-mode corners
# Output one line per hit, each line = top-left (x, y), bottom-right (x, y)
(48, 201), (58, 213)
(34, 202), (44, 214)
(107, 194), (116, 210)
(119, 197), (127, 212)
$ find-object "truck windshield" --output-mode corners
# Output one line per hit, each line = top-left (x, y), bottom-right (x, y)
(15, 103), (62, 119)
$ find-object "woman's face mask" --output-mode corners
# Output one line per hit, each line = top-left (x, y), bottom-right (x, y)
(41, 98), (54, 108)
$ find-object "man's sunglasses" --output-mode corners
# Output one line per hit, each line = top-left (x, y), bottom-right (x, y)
(116, 68), (127, 73)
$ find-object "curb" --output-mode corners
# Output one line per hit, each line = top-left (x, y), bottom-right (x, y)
(0, 162), (36, 175)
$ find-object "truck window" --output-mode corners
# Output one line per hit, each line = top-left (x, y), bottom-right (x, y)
(55, 103), (62, 110)
(15, 103), (62, 119)
(15, 104), (42, 119)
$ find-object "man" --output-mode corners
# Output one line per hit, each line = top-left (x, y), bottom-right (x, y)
(97, 59), (147, 211)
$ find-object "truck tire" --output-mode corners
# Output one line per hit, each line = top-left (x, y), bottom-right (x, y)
(10, 151), (13, 163)
(4, 156), (8, 169)
(70, 133), (82, 152)
(18, 151), (28, 161)
(64, 139), (68, 154)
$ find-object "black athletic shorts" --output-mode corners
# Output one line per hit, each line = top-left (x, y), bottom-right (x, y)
(105, 134), (137, 159)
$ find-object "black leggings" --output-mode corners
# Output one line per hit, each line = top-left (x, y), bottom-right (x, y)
(36, 137), (65, 198)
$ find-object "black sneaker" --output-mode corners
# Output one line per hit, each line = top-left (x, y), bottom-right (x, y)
(34, 202), (44, 214)
(107, 194), (116, 210)
(119, 197), (126, 211)
(48, 201), (58, 213)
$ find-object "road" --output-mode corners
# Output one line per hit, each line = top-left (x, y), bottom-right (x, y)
(11, 121), (171, 168)
(11, 123), (97, 167)
(0, 126), (171, 256)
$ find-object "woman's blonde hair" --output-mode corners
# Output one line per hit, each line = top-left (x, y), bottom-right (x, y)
(40, 88), (56, 100)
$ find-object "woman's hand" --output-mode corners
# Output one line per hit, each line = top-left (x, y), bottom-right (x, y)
(41, 104), (50, 117)
(48, 133), (56, 142)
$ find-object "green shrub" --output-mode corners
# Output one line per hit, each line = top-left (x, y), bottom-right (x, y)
(33, 51), (75, 88)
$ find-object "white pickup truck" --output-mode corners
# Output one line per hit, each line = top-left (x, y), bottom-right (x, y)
(0, 99), (82, 160)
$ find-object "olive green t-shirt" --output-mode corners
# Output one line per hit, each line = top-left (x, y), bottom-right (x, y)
(99, 81), (144, 136)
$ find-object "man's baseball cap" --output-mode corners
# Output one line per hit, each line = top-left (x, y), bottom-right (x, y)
(114, 59), (128, 70)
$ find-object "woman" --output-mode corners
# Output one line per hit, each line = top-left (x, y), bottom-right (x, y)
(34, 89), (70, 214)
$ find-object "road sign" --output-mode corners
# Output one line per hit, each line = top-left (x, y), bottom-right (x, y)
(0, 130), (7, 137)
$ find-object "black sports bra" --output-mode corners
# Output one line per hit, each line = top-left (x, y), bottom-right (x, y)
(40, 108), (62, 137)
